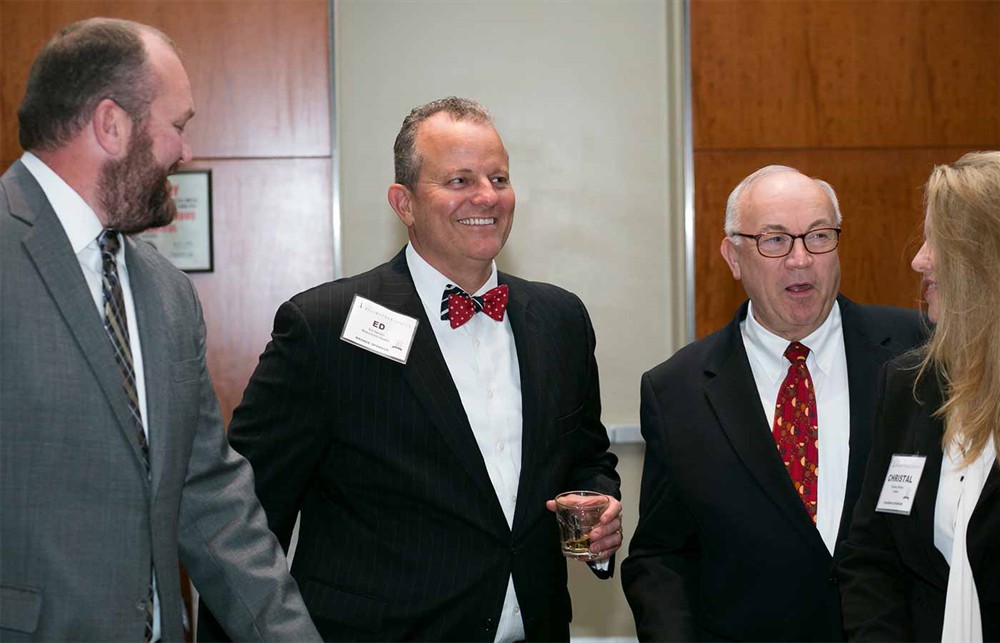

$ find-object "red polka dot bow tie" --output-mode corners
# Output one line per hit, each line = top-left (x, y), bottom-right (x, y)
(440, 284), (509, 329)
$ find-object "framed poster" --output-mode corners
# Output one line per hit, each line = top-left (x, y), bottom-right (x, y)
(139, 169), (213, 272)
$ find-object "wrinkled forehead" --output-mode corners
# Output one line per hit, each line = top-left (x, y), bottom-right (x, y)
(743, 172), (836, 230)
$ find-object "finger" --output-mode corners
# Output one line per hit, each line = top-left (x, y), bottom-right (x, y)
(545, 499), (557, 513)
(600, 497), (622, 523)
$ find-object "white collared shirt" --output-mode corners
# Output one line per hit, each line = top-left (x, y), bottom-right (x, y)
(741, 300), (850, 554)
(20, 152), (161, 641)
(405, 244), (525, 642)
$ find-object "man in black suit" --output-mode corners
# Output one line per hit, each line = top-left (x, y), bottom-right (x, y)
(199, 97), (622, 641)
(621, 165), (925, 641)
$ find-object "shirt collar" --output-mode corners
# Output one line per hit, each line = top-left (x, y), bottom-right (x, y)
(405, 243), (498, 327)
(20, 151), (104, 254)
(744, 299), (843, 382)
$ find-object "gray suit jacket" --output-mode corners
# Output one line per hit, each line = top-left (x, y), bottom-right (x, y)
(0, 160), (319, 641)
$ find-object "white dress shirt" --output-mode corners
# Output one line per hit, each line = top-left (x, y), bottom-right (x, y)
(935, 435), (996, 642)
(406, 244), (525, 643)
(20, 152), (161, 641)
(741, 300), (851, 554)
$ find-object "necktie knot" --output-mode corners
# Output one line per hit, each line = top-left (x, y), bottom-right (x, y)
(784, 341), (810, 363)
(98, 229), (121, 257)
(441, 284), (509, 329)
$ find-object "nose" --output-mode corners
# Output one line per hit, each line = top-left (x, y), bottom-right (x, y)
(470, 177), (499, 208)
(179, 138), (193, 164)
(911, 241), (930, 274)
(784, 236), (813, 268)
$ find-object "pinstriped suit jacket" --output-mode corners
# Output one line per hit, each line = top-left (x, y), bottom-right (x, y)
(207, 249), (621, 641)
(0, 160), (318, 641)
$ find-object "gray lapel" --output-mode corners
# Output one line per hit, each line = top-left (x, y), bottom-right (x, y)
(125, 237), (171, 494)
(11, 163), (152, 485)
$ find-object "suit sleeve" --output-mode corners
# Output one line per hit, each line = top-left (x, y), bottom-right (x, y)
(174, 289), (320, 641)
(224, 299), (332, 548)
(836, 365), (913, 641)
(566, 299), (621, 500)
(620, 372), (699, 642)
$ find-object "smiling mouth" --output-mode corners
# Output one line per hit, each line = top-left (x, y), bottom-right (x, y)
(458, 217), (496, 226)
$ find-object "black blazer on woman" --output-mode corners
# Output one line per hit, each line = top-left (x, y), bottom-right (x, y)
(838, 355), (1000, 641)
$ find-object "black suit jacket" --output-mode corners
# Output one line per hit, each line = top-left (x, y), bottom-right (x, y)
(621, 296), (925, 642)
(837, 354), (1000, 641)
(200, 249), (620, 641)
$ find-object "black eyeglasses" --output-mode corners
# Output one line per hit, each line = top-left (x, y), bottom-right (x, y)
(732, 228), (842, 258)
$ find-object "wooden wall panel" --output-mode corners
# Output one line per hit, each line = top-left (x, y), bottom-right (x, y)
(692, 0), (1000, 150)
(692, 0), (1000, 338)
(189, 158), (333, 423)
(1, 0), (329, 164)
(694, 149), (959, 337)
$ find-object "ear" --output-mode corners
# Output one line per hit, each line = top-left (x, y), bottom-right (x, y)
(91, 98), (132, 157)
(387, 183), (415, 227)
(721, 237), (742, 280)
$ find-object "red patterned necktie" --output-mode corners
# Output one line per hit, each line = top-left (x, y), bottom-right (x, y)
(441, 284), (509, 329)
(772, 341), (819, 522)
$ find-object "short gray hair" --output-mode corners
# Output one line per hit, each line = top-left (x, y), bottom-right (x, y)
(724, 165), (842, 237)
(393, 97), (494, 189)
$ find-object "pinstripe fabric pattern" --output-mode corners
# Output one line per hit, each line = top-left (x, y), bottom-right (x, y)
(200, 249), (620, 642)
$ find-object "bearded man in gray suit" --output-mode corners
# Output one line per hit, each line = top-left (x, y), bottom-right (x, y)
(0, 18), (319, 641)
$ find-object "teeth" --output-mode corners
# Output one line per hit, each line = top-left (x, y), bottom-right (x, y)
(459, 218), (495, 226)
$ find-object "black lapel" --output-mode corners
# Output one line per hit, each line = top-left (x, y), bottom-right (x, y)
(501, 274), (543, 530)
(704, 302), (829, 554)
(907, 374), (950, 587)
(839, 296), (899, 543)
(11, 163), (151, 483)
(380, 251), (508, 529)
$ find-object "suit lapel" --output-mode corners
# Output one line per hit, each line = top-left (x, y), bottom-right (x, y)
(705, 303), (830, 554)
(126, 239), (171, 494)
(380, 253), (508, 528)
(11, 165), (152, 483)
(502, 276), (544, 530)
(908, 378), (950, 587)
(839, 297), (895, 543)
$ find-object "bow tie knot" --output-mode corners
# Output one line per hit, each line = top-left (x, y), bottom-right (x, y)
(441, 284), (509, 329)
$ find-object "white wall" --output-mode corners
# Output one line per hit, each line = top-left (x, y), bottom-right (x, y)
(335, 1), (686, 638)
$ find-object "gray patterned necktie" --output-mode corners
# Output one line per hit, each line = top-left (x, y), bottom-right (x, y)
(98, 229), (154, 640)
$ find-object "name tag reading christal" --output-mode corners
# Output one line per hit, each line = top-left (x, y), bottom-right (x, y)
(875, 454), (927, 515)
(340, 295), (419, 364)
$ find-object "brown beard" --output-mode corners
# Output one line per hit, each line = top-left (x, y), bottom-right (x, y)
(97, 123), (178, 234)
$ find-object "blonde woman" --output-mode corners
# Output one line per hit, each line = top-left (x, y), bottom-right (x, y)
(838, 151), (1000, 641)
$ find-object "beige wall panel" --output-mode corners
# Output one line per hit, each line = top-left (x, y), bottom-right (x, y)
(693, 148), (971, 337)
(691, 0), (1000, 150)
(1, 0), (330, 162)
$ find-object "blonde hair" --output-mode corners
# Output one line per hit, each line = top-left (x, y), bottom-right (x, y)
(917, 151), (1000, 464)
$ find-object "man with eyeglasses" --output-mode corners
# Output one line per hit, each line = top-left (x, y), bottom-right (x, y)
(622, 165), (925, 641)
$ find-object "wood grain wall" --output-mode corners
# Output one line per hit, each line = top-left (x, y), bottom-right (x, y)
(691, 0), (1000, 338)
(1, 0), (334, 423)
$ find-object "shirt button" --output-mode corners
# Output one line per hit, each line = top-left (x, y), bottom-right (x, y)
(497, 442), (505, 452)
(514, 605), (520, 614)
(511, 494), (517, 504)
(487, 390), (494, 399)
(474, 338), (481, 347)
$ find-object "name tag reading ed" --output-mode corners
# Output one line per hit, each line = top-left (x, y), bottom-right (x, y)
(340, 295), (419, 364)
(875, 454), (927, 515)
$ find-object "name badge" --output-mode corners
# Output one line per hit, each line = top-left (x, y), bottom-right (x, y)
(340, 295), (419, 364)
(875, 454), (927, 515)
